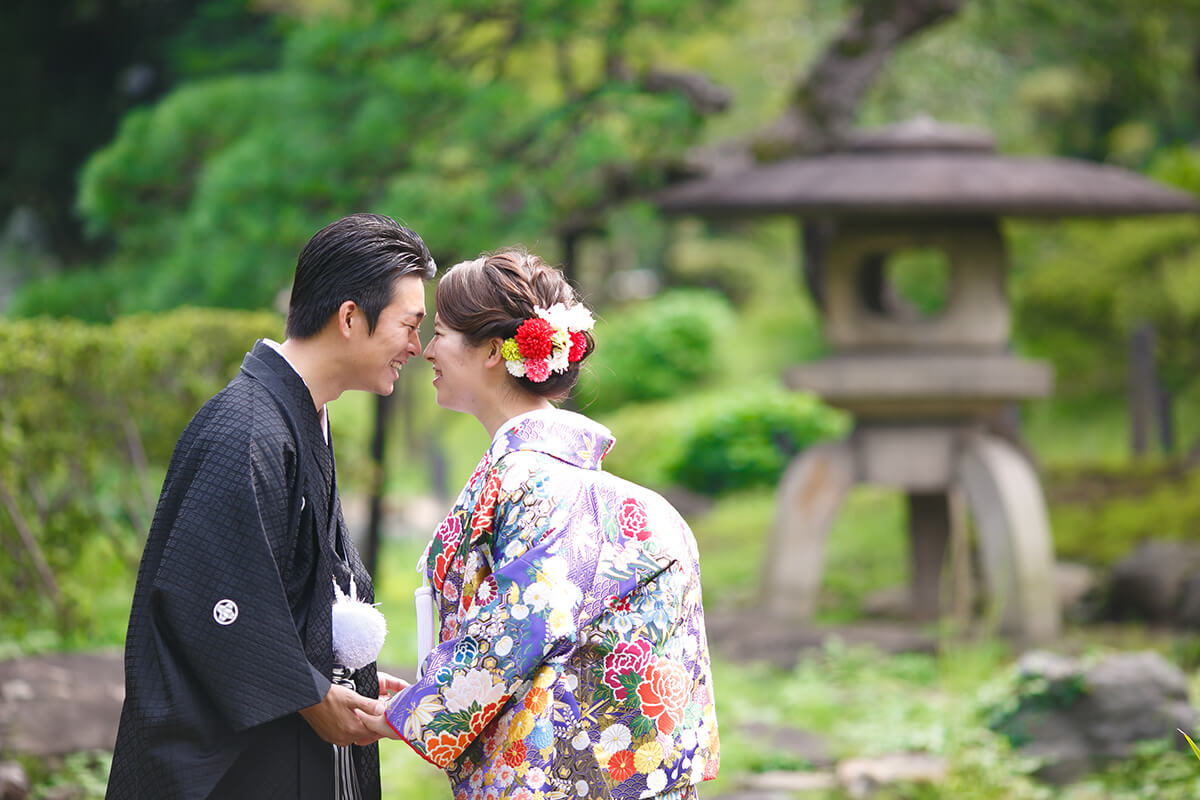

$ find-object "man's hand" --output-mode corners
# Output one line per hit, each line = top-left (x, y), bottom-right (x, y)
(376, 671), (410, 700)
(299, 684), (383, 747)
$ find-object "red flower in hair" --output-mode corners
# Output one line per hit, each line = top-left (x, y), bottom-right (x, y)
(568, 330), (588, 362)
(515, 318), (555, 359)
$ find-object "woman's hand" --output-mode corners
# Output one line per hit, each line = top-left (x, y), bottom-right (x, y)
(376, 670), (410, 700)
(354, 706), (402, 741)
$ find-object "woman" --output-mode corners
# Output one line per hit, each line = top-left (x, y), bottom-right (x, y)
(357, 251), (719, 800)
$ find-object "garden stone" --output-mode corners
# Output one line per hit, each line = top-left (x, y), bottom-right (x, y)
(0, 761), (29, 800)
(1106, 540), (1200, 621)
(1173, 572), (1200, 628)
(1055, 561), (1100, 622)
(0, 651), (124, 757)
(705, 608), (936, 669)
(739, 722), (834, 768)
(861, 586), (911, 619)
(835, 752), (947, 799)
(993, 650), (1196, 784)
(1017, 649), (1077, 682)
(740, 770), (838, 793)
(1081, 652), (1193, 757)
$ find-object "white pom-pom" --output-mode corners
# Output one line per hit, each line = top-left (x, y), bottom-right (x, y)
(331, 577), (387, 670)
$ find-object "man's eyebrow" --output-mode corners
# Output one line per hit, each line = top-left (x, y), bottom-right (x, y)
(404, 310), (426, 322)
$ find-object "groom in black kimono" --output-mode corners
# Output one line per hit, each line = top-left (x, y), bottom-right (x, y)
(106, 214), (434, 800)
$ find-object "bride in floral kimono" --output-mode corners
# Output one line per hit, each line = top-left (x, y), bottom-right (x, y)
(356, 250), (719, 799)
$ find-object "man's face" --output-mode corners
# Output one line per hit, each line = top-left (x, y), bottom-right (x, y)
(349, 274), (426, 396)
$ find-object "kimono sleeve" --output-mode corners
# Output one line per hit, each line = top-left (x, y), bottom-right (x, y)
(150, 423), (328, 732)
(383, 464), (585, 768)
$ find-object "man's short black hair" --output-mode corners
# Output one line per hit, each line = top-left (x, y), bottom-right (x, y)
(286, 213), (435, 339)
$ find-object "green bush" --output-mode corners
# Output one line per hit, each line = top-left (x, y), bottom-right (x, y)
(1047, 463), (1200, 566)
(668, 387), (849, 495)
(578, 289), (736, 414)
(599, 383), (847, 495)
(0, 308), (281, 641)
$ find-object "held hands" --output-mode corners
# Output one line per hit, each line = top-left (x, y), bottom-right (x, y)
(299, 683), (385, 747)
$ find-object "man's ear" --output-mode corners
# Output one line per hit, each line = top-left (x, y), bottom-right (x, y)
(337, 300), (359, 339)
(482, 337), (506, 368)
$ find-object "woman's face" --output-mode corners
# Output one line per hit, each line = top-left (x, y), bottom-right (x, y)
(422, 315), (491, 414)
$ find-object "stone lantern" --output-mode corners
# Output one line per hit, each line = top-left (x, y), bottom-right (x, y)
(657, 118), (1200, 643)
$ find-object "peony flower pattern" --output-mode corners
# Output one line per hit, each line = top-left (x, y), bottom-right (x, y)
(385, 409), (718, 799)
(617, 497), (652, 542)
(636, 657), (691, 735)
(603, 639), (653, 702)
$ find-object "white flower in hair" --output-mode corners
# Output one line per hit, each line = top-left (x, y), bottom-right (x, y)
(331, 576), (387, 670)
(537, 302), (594, 333)
(547, 348), (570, 375)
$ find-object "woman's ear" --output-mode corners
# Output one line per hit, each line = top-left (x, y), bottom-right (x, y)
(482, 337), (506, 368)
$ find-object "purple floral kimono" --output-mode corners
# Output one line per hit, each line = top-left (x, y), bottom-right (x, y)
(386, 409), (719, 799)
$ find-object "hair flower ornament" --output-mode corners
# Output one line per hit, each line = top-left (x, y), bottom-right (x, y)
(503, 302), (594, 382)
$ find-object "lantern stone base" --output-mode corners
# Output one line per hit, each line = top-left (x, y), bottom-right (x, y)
(763, 426), (1061, 644)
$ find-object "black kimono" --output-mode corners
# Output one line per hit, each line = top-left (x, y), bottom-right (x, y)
(107, 342), (380, 800)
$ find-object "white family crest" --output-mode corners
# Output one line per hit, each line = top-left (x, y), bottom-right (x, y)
(212, 598), (239, 625)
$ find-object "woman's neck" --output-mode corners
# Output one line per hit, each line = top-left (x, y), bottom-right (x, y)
(479, 394), (555, 439)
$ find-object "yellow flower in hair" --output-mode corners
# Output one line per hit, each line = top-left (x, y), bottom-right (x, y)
(501, 338), (522, 362)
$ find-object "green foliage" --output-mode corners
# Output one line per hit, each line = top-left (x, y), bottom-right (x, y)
(579, 289), (737, 413)
(16, 1), (728, 317)
(0, 308), (280, 640)
(888, 248), (952, 316)
(1047, 465), (1200, 567)
(967, 0), (1200, 162)
(669, 387), (849, 495)
(23, 750), (111, 800)
(1079, 738), (1200, 799)
(1011, 213), (1200, 400)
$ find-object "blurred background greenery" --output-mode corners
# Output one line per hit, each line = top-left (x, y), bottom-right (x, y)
(6, 0), (1200, 797)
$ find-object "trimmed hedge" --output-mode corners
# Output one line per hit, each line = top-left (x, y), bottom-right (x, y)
(0, 308), (282, 638)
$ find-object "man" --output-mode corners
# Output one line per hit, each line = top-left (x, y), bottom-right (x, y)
(106, 214), (435, 800)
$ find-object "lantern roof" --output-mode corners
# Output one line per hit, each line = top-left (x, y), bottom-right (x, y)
(657, 117), (1200, 218)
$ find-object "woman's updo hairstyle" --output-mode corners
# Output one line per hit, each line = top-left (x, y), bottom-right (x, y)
(435, 249), (595, 399)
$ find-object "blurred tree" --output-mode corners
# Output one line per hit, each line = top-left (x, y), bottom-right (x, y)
(754, 0), (965, 158)
(973, 0), (1200, 163)
(15, 0), (730, 317)
(0, 0), (283, 266)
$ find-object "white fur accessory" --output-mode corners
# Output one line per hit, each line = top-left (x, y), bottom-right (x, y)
(331, 576), (387, 671)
